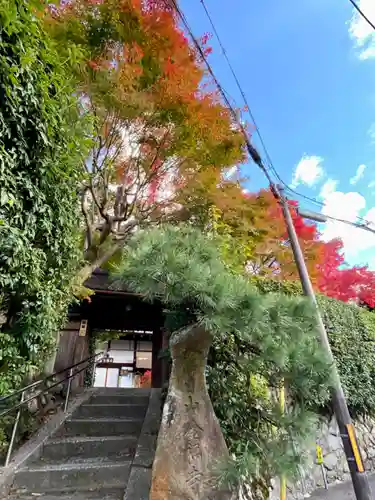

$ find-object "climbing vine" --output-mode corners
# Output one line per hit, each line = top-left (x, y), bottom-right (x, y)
(0, 0), (92, 453)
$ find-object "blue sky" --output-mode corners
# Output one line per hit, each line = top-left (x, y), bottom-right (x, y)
(179, 0), (375, 269)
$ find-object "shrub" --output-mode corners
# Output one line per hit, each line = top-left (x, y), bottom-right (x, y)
(250, 277), (375, 416)
(207, 276), (375, 494)
(0, 0), (91, 456)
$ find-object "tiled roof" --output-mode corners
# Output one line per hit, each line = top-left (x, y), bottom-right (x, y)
(84, 268), (131, 293)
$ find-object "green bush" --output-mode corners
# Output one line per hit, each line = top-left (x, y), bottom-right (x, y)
(206, 275), (375, 494)
(0, 0), (92, 455)
(250, 277), (375, 416)
(318, 297), (375, 416)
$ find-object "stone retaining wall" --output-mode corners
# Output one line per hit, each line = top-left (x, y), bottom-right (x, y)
(270, 415), (375, 499)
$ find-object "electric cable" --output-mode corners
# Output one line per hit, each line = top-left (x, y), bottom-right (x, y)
(348, 0), (375, 31)
(169, 0), (275, 188)
(322, 213), (375, 235)
(170, 0), (375, 233)
(199, 0), (275, 171)
(198, 0), (375, 228)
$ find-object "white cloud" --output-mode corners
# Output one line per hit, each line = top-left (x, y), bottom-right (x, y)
(360, 46), (375, 60)
(319, 185), (375, 260)
(369, 123), (375, 143)
(368, 180), (375, 188)
(290, 155), (324, 189)
(319, 179), (338, 199)
(350, 164), (366, 185)
(349, 0), (375, 60)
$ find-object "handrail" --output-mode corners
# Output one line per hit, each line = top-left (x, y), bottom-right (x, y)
(0, 352), (104, 405)
(1, 351), (104, 467)
(0, 352), (103, 418)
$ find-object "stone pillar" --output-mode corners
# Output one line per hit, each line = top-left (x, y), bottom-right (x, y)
(150, 324), (234, 500)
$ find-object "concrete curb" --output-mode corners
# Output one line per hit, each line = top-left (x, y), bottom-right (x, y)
(0, 388), (94, 497)
(123, 388), (162, 500)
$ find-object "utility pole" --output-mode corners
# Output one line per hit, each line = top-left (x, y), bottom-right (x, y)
(280, 382), (287, 500)
(277, 185), (372, 500)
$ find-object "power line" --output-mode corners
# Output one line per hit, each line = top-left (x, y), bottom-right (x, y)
(199, 0), (317, 200)
(170, 0), (375, 234)
(198, 0), (375, 229)
(348, 0), (375, 31)
(284, 184), (374, 228)
(168, 0), (275, 188)
(258, 147), (373, 227)
(198, 4), (316, 206)
(199, 0), (274, 171)
(321, 213), (375, 235)
(199, 0), (326, 220)
(271, 175), (373, 227)
(298, 207), (375, 236)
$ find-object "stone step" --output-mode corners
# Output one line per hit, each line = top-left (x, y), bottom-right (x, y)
(36, 454), (135, 467)
(13, 461), (131, 493)
(9, 488), (124, 499)
(54, 418), (143, 438)
(88, 394), (150, 406)
(92, 388), (150, 396)
(73, 404), (147, 419)
(32, 436), (138, 463)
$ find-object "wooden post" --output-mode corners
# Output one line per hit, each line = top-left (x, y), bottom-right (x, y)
(161, 327), (169, 387)
(151, 327), (163, 388)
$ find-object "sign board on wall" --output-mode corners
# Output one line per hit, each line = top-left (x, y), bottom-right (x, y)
(316, 444), (323, 464)
(79, 319), (88, 337)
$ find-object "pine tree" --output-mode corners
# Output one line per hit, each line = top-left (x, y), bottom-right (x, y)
(113, 225), (332, 499)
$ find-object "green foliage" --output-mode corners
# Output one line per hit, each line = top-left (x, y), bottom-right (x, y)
(0, 0), (92, 452)
(84, 329), (97, 388)
(94, 330), (123, 348)
(318, 297), (375, 416)
(113, 225), (332, 490)
(209, 275), (375, 493)
(250, 276), (303, 297)
(208, 205), (261, 274)
(250, 277), (375, 416)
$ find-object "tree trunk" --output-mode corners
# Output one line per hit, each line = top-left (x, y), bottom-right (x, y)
(44, 330), (60, 375)
(76, 244), (120, 286)
(150, 323), (235, 500)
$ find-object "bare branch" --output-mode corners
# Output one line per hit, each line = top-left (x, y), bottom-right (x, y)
(88, 178), (108, 221)
(81, 187), (94, 249)
(112, 217), (140, 239)
(98, 221), (112, 246)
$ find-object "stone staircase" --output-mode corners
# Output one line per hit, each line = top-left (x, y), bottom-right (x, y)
(8, 388), (160, 500)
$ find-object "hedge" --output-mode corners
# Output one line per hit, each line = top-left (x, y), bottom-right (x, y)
(0, 0), (91, 457)
(252, 277), (375, 416)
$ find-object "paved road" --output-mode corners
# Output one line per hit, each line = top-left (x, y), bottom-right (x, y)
(310, 474), (375, 499)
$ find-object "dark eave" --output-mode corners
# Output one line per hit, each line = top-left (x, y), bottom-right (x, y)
(84, 268), (135, 295)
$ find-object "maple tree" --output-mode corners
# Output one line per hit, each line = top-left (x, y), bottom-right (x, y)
(209, 188), (326, 282)
(209, 186), (375, 307)
(248, 191), (375, 307)
(249, 191), (375, 307)
(317, 239), (375, 308)
(44, 0), (246, 283)
(245, 190), (325, 281)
